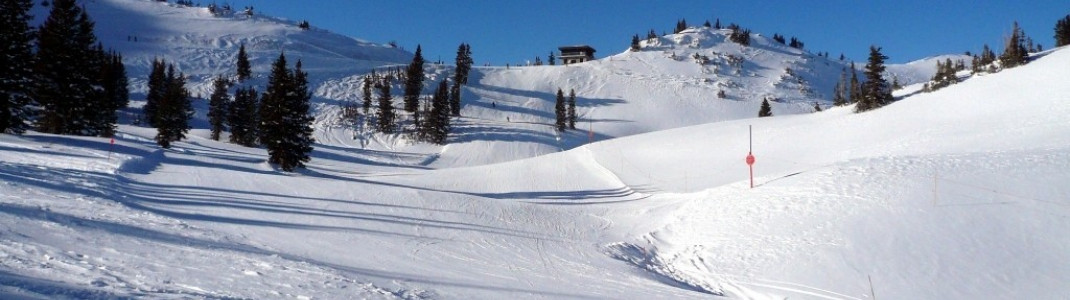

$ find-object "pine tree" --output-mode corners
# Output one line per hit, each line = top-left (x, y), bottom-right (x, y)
(630, 34), (641, 51)
(34, 0), (99, 135)
(377, 79), (395, 133)
(259, 53), (314, 171)
(362, 74), (373, 115)
(556, 88), (573, 131)
(703, 20), (711, 28)
(999, 21), (1029, 69)
(259, 53), (290, 156)
(454, 43), (473, 85)
(832, 68), (847, 106)
(207, 75), (230, 140)
(674, 19), (687, 34)
(227, 86), (259, 147)
(98, 50), (129, 136)
(1, 0), (37, 134)
(856, 46), (892, 113)
(144, 59), (166, 126)
(155, 64), (192, 148)
(567, 89), (576, 130)
(758, 98), (772, 117)
(714, 18), (721, 30)
(813, 102), (822, 112)
(236, 43), (251, 81)
(449, 81), (461, 116)
(279, 60), (314, 171)
(549, 51), (555, 65)
(848, 63), (861, 104)
(403, 45), (425, 112)
(426, 80), (451, 144)
(1056, 14), (1070, 47)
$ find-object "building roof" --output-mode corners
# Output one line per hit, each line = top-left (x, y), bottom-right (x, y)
(558, 45), (596, 53)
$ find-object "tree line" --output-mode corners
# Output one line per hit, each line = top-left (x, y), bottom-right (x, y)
(1, 0), (128, 136)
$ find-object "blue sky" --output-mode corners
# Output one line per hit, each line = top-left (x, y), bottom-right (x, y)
(236, 1), (1068, 65)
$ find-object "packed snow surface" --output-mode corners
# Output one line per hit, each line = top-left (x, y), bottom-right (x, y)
(3, 0), (1069, 299)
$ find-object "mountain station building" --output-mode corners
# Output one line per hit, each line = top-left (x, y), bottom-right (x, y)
(559, 45), (596, 64)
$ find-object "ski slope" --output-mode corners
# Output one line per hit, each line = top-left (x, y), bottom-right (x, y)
(4, 0), (1069, 298)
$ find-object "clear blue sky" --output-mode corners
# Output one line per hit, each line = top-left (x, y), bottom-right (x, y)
(236, 1), (1068, 65)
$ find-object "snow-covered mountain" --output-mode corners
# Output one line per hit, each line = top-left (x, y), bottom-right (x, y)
(4, 1), (1068, 299)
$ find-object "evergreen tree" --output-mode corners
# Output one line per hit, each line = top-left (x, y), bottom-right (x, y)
(714, 18), (721, 30)
(703, 20), (711, 27)
(99, 50), (129, 134)
(999, 21), (1029, 69)
(454, 43), (473, 85)
(549, 51), (555, 65)
(426, 80), (451, 144)
(758, 98), (772, 117)
(567, 89), (576, 129)
(1, 0), (36, 134)
(34, 0), (100, 135)
(856, 46), (892, 113)
(554, 88), (566, 132)
(1056, 14), (1070, 47)
(236, 43), (251, 81)
(144, 59), (166, 126)
(674, 19), (687, 34)
(403, 45), (425, 112)
(449, 82), (461, 116)
(258, 53), (314, 171)
(155, 64), (192, 148)
(813, 102), (822, 112)
(377, 79), (395, 133)
(832, 68), (847, 106)
(848, 63), (861, 104)
(207, 75), (230, 140)
(227, 86), (259, 146)
(362, 74), (373, 115)
(630, 34), (641, 51)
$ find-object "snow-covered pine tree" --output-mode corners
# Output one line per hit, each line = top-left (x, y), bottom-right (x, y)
(856, 46), (892, 113)
(207, 75), (230, 140)
(0, 0), (36, 134)
(567, 89), (576, 130)
(236, 43), (252, 81)
(554, 88), (566, 132)
(154, 64), (192, 148)
(758, 98), (772, 117)
(227, 86), (259, 147)
(403, 45), (425, 113)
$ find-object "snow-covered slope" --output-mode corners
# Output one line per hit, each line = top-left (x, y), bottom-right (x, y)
(5, 1), (1068, 298)
(4, 42), (1069, 300)
(32, 0), (413, 97)
(886, 54), (973, 85)
(315, 27), (854, 167)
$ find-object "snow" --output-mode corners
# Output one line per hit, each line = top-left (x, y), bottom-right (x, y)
(3, 1), (1069, 298)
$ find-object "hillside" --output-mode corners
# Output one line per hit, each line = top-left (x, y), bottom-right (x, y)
(4, 1), (1068, 299)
